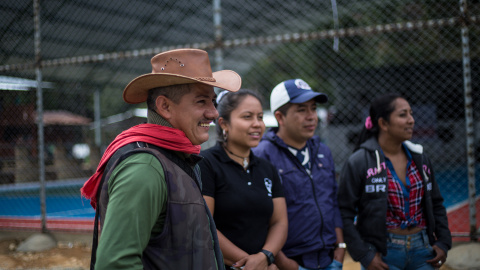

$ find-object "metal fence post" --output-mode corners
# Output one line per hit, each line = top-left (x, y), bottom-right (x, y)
(94, 89), (101, 148)
(213, 0), (223, 72)
(459, 0), (478, 242)
(34, 0), (47, 233)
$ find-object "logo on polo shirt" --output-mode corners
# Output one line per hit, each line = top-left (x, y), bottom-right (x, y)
(264, 178), (272, 197)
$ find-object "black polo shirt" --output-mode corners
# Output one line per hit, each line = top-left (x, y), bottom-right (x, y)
(199, 143), (284, 255)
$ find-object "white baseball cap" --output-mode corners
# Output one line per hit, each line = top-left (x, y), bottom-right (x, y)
(270, 79), (328, 112)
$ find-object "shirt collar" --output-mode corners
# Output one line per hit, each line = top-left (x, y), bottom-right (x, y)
(384, 142), (413, 175)
(382, 143), (412, 162)
(402, 142), (413, 162)
(212, 142), (258, 166)
(147, 109), (173, 127)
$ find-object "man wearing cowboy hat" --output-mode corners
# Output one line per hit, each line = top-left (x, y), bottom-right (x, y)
(81, 48), (241, 269)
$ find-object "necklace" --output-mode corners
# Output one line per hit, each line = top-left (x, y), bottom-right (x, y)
(224, 146), (249, 169)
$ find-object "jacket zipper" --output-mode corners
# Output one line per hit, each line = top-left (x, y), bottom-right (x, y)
(279, 142), (326, 249)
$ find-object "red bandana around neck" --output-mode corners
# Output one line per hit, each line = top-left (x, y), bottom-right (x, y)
(80, 123), (201, 209)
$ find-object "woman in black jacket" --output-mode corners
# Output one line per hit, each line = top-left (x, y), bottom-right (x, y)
(338, 93), (451, 270)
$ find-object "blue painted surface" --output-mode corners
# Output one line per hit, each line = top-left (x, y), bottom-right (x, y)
(435, 165), (480, 208)
(0, 166), (478, 219)
(0, 196), (94, 218)
(0, 179), (95, 218)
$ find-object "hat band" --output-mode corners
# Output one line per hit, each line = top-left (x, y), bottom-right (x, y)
(196, 77), (216, 82)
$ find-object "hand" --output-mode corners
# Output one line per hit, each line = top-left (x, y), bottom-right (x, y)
(274, 250), (299, 270)
(426, 245), (447, 268)
(333, 246), (346, 263)
(367, 252), (389, 270)
(268, 264), (279, 270)
(233, 253), (269, 270)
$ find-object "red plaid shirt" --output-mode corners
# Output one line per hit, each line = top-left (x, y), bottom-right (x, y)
(385, 146), (426, 230)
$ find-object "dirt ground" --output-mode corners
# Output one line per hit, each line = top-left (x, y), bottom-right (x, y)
(0, 234), (359, 270)
(0, 237), (362, 270)
(0, 232), (455, 270)
(0, 237), (91, 269)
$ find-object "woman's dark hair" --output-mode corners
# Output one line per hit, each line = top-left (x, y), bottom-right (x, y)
(354, 93), (404, 150)
(215, 89), (263, 144)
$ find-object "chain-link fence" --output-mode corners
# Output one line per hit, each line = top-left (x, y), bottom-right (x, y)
(1, 0), (479, 239)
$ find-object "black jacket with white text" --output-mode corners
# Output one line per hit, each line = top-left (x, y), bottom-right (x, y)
(337, 137), (451, 268)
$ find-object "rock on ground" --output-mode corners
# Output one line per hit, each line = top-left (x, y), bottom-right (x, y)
(16, 233), (57, 252)
(445, 242), (480, 270)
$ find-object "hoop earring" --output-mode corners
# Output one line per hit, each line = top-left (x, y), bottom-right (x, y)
(223, 129), (228, 141)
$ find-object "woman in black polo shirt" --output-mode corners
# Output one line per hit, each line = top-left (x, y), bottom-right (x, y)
(199, 89), (288, 270)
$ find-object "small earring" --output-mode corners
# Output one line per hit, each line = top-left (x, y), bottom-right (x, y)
(223, 129), (228, 141)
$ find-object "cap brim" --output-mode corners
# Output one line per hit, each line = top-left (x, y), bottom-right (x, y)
(123, 70), (241, 104)
(289, 91), (328, 104)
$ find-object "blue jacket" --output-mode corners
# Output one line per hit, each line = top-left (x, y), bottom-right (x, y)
(253, 128), (343, 269)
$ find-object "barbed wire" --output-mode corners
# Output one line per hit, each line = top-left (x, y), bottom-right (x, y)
(1, 15), (476, 72)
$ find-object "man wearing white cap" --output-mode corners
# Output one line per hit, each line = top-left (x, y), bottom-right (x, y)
(81, 48), (241, 269)
(253, 79), (345, 270)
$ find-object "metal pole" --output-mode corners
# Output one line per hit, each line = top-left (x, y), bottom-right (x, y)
(213, 0), (223, 71)
(34, 0), (47, 233)
(459, 0), (478, 242)
(94, 89), (101, 147)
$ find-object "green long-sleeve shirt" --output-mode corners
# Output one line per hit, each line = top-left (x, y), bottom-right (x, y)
(95, 153), (167, 269)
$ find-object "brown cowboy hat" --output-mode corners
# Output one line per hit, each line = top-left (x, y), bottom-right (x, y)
(123, 48), (241, 104)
